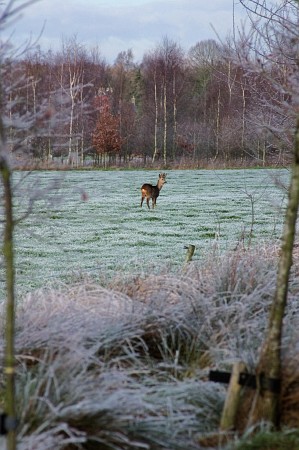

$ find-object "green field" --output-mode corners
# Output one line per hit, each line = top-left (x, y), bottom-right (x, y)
(0, 168), (288, 297)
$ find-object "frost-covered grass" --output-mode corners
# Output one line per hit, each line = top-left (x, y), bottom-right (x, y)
(0, 168), (288, 298)
(1, 245), (299, 449)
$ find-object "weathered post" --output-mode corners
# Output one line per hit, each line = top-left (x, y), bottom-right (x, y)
(184, 244), (196, 263)
(220, 361), (247, 431)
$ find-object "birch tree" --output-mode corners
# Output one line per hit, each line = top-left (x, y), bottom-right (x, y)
(158, 37), (185, 164)
(141, 38), (185, 165)
(59, 37), (85, 166)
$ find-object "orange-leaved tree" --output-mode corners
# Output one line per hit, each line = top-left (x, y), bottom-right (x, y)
(93, 93), (122, 167)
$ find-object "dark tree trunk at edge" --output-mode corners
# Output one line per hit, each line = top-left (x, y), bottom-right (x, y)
(249, 116), (299, 427)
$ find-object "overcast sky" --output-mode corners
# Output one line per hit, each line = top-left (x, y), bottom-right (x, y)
(4, 0), (248, 63)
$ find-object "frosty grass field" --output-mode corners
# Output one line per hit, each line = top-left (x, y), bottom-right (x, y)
(1, 168), (289, 298)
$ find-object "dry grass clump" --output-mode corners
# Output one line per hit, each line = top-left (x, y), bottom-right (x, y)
(1, 244), (299, 449)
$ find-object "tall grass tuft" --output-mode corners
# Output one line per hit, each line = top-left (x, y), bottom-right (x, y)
(1, 245), (299, 449)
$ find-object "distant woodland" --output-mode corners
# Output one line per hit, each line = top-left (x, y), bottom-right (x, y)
(2, 21), (295, 169)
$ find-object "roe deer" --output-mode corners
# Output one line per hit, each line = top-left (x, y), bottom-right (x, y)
(140, 173), (167, 209)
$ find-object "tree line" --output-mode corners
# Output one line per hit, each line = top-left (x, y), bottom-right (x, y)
(1, 24), (295, 168)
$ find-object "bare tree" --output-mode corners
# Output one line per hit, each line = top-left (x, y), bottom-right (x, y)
(237, 0), (299, 427)
(0, 3), (43, 449)
(60, 37), (85, 166)
(0, 5), (82, 450)
(141, 38), (185, 165)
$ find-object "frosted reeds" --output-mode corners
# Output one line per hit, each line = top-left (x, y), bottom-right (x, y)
(1, 245), (299, 449)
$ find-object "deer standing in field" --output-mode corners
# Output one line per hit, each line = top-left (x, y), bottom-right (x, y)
(140, 173), (167, 209)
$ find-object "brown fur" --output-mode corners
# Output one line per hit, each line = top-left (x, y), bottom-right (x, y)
(140, 173), (167, 209)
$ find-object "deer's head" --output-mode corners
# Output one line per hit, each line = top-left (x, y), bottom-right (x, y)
(159, 173), (167, 183)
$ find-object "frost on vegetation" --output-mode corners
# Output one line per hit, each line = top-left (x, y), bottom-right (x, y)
(0, 169), (289, 299)
(1, 244), (299, 448)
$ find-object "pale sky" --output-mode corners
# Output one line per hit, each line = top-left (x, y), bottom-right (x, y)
(4, 0), (248, 63)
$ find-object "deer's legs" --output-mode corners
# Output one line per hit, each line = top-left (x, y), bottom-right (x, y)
(146, 198), (150, 209)
(140, 196), (144, 207)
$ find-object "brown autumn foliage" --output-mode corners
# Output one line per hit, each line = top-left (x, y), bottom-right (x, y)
(92, 94), (122, 160)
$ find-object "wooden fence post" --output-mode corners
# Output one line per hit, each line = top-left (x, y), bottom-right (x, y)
(184, 244), (195, 263)
(220, 361), (247, 431)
